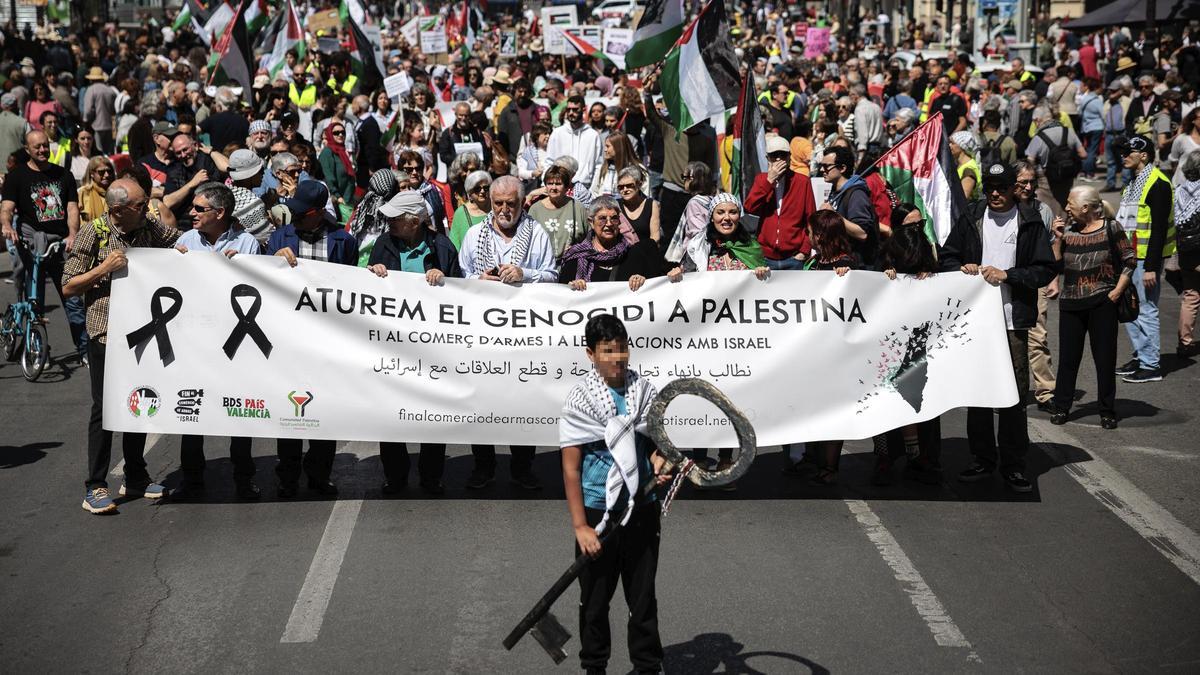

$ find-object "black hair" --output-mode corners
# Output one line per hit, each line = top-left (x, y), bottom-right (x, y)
(825, 144), (856, 173)
(878, 203), (939, 274)
(585, 314), (628, 350)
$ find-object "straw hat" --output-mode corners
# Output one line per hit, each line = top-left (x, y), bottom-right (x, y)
(85, 66), (107, 81)
(1116, 56), (1137, 72)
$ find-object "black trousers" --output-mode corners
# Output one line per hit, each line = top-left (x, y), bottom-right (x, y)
(86, 341), (148, 489)
(276, 438), (336, 484)
(380, 442), (446, 484)
(1053, 299), (1119, 417)
(577, 505), (663, 673)
(180, 435), (256, 483)
(1048, 178), (1073, 215)
(966, 330), (1030, 473)
(470, 444), (533, 476)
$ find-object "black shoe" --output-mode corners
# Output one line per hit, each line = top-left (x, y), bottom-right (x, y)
(419, 480), (446, 496)
(1122, 368), (1162, 383)
(871, 458), (894, 486)
(1050, 410), (1069, 425)
(307, 478), (339, 497)
(277, 482), (299, 499)
(465, 471), (494, 490)
(1115, 359), (1140, 376)
(958, 463), (993, 483)
(1035, 400), (1055, 413)
(1100, 416), (1119, 430)
(510, 472), (543, 490)
(381, 480), (406, 497)
(235, 478), (261, 501)
(904, 459), (942, 485)
(1178, 343), (1200, 358)
(170, 481), (206, 502)
(1003, 471), (1033, 493)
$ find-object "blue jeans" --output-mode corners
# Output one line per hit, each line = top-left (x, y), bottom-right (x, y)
(1081, 130), (1103, 175)
(1104, 132), (1133, 187)
(1124, 259), (1161, 370)
(765, 256), (806, 271)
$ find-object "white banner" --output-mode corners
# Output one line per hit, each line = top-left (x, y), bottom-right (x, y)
(104, 250), (1019, 447)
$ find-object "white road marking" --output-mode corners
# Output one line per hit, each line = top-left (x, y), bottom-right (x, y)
(1122, 446), (1197, 461)
(109, 433), (162, 479)
(280, 498), (364, 643)
(846, 499), (981, 662)
(1031, 419), (1200, 587)
(280, 441), (372, 644)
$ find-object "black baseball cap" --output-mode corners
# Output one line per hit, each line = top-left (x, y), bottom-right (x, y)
(1122, 135), (1153, 156)
(981, 163), (1016, 189)
(283, 180), (329, 215)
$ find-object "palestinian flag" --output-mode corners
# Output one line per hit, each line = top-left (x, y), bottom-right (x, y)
(200, 1), (236, 47)
(258, 0), (305, 79)
(173, 0), (210, 31)
(875, 112), (966, 246)
(460, 0), (483, 59)
(562, 29), (617, 67)
(729, 73), (766, 200)
(625, 0), (684, 70)
(338, 0), (383, 82)
(208, 0), (254, 100)
(659, 0), (740, 131)
(380, 110), (402, 150)
(244, 0), (270, 38)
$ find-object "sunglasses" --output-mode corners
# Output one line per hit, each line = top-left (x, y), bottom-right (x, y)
(331, 128), (345, 135)
(817, 163), (838, 171)
(617, 182), (638, 191)
(191, 204), (218, 213)
(93, 168), (113, 176)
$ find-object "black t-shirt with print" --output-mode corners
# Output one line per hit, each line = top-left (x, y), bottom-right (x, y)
(2, 162), (78, 237)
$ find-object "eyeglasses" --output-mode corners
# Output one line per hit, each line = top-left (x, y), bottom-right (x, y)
(1014, 179), (1035, 187)
(617, 182), (638, 191)
(593, 215), (620, 224)
(280, 168), (301, 177)
(402, 163), (420, 171)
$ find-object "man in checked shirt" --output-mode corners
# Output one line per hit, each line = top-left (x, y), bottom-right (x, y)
(62, 178), (181, 514)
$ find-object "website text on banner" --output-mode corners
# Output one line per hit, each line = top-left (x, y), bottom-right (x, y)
(104, 250), (1019, 447)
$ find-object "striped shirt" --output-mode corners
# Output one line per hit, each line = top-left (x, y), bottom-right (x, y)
(1059, 220), (1136, 311)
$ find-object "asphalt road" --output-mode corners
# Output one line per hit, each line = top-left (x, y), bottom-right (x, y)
(1, 255), (1199, 674)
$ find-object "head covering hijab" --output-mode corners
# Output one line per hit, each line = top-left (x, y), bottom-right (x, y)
(348, 169), (398, 239)
(705, 192), (766, 269)
(950, 130), (978, 155)
(384, 190), (430, 219)
(323, 123), (355, 178)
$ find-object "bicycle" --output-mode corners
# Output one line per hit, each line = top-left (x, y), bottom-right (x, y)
(1, 238), (63, 381)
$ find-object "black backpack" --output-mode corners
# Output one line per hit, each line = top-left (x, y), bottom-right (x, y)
(979, 133), (1003, 168)
(1038, 127), (1081, 183)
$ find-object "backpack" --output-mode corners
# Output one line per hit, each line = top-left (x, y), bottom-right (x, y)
(1038, 127), (1081, 183)
(979, 133), (1003, 169)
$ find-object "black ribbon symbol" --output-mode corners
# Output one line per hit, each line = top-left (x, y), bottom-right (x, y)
(126, 286), (182, 366)
(223, 284), (273, 360)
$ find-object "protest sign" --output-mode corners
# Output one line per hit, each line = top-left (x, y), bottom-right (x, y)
(541, 6), (578, 55)
(804, 27), (832, 58)
(384, 72), (411, 101)
(105, 251), (1019, 448)
(420, 28), (448, 54)
(399, 16), (420, 45)
(604, 27), (633, 57)
(793, 22), (808, 42)
(500, 30), (518, 57)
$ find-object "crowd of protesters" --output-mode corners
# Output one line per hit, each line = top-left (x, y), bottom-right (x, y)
(0, 5), (1195, 519)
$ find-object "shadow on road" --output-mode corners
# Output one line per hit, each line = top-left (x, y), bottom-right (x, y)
(0, 441), (59, 469)
(658, 632), (828, 674)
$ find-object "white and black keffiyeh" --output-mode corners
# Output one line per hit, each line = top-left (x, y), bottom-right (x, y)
(473, 211), (538, 274)
(559, 369), (657, 535)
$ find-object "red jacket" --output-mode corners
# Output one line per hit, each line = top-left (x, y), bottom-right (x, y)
(744, 171), (815, 259)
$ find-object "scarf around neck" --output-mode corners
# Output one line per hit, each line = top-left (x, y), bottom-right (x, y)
(558, 368), (656, 534)
(472, 210), (536, 275)
(561, 234), (629, 281)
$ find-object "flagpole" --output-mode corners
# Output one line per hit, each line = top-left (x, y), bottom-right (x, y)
(861, 111), (945, 177)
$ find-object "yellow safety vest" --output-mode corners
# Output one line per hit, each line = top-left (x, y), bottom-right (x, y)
(1133, 167), (1176, 259)
(1018, 70), (1036, 86)
(919, 86), (935, 122)
(957, 158), (981, 200)
(289, 83), (317, 108)
(326, 74), (358, 95)
(756, 90), (796, 109)
(49, 139), (70, 166)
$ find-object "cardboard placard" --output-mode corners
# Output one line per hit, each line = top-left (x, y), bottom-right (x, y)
(540, 6), (578, 55)
(804, 27), (831, 58)
(384, 72), (412, 101)
(499, 30), (518, 57)
(420, 29), (448, 54)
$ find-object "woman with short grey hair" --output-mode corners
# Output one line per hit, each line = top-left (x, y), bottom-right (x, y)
(450, 170), (492, 249)
(559, 194), (667, 291)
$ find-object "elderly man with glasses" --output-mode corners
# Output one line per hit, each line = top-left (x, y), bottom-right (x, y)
(163, 133), (228, 232)
(172, 182), (262, 501)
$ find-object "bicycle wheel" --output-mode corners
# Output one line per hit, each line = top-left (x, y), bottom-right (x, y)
(1, 306), (19, 362)
(21, 323), (49, 381)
